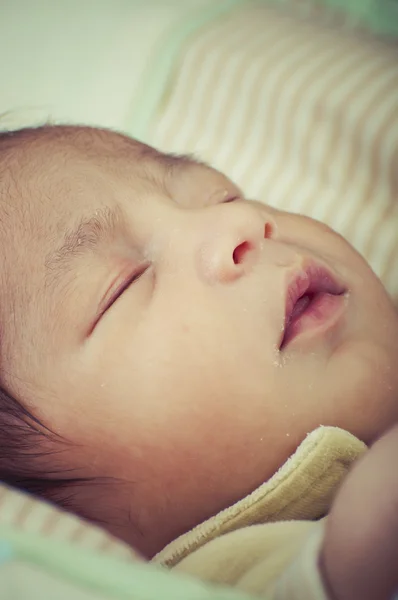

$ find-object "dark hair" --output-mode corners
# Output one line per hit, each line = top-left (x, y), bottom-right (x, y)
(0, 385), (78, 499)
(0, 124), (92, 510)
(0, 383), (124, 538)
(0, 125), (138, 540)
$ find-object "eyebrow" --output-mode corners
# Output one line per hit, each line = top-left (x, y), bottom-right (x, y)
(43, 152), (205, 286)
(45, 205), (122, 284)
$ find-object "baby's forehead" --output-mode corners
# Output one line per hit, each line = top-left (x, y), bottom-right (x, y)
(0, 125), (207, 281)
(1, 127), (166, 231)
(0, 126), (170, 356)
(1, 125), (156, 163)
(0, 127), (161, 247)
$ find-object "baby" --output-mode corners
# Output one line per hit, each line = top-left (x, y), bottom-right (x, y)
(1, 125), (398, 599)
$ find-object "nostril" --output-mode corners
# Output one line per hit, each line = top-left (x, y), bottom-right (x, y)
(264, 222), (273, 238)
(233, 241), (252, 265)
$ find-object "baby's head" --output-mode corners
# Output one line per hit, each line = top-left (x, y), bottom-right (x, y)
(1, 125), (397, 556)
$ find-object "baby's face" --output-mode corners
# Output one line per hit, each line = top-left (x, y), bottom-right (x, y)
(2, 127), (398, 556)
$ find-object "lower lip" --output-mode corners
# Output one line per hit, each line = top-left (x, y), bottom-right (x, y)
(280, 292), (346, 349)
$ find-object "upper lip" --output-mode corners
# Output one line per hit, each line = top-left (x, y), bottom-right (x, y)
(279, 261), (346, 349)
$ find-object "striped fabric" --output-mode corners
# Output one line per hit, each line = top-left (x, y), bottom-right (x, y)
(0, 484), (139, 562)
(143, 0), (398, 303)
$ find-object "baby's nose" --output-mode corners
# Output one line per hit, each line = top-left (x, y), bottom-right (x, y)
(195, 202), (275, 284)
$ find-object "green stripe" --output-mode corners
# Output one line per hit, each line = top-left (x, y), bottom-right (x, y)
(0, 525), (256, 600)
(124, 0), (247, 142)
(313, 0), (398, 35)
(266, 0), (398, 36)
(125, 0), (398, 144)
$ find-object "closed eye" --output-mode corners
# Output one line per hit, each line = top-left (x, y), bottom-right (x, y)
(90, 265), (149, 333)
(223, 195), (240, 203)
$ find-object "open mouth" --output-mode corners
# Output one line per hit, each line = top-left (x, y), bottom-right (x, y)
(279, 263), (346, 350)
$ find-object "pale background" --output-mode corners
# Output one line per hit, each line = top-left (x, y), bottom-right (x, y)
(0, 0), (211, 130)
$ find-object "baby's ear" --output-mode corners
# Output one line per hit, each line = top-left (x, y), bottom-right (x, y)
(321, 425), (398, 600)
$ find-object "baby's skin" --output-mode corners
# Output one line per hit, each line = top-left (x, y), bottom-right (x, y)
(0, 126), (397, 565)
(322, 424), (398, 600)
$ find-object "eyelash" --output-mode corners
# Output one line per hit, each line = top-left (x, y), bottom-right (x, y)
(99, 265), (148, 321)
(223, 195), (240, 204)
